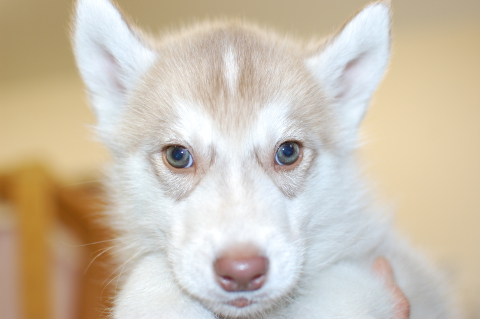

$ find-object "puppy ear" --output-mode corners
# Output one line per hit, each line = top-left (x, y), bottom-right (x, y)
(306, 1), (391, 140)
(72, 0), (156, 132)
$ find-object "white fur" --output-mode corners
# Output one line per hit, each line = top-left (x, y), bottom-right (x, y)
(72, 0), (157, 139)
(306, 2), (391, 144)
(224, 46), (239, 94)
(73, 0), (459, 318)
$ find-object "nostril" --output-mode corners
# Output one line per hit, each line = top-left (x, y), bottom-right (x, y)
(221, 276), (234, 281)
(252, 274), (264, 281)
(247, 273), (266, 291)
(214, 254), (268, 292)
(218, 276), (237, 291)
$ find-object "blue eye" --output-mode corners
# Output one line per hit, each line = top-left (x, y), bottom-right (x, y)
(165, 145), (193, 168)
(275, 142), (300, 166)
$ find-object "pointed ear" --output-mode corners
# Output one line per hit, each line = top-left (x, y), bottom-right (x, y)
(72, 0), (157, 132)
(306, 1), (391, 139)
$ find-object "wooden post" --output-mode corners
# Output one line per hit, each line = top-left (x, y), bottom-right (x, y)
(12, 165), (55, 319)
(58, 184), (115, 319)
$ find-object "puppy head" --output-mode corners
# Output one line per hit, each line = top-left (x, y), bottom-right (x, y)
(73, 0), (390, 316)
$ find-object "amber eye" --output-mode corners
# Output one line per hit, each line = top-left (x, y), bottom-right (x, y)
(165, 145), (193, 168)
(275, 142), (300, 166)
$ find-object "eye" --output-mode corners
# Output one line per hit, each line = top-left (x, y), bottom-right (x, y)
(165, 145), (194, 169)
(275, 142), (300, 166)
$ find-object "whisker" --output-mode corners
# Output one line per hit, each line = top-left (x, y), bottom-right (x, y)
(84, 246), (115, 275)
(61, 238), (119, 248)
(101, 250), (145, 299)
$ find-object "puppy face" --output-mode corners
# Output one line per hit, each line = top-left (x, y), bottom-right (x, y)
(110, 28), (338, 316)
(73, 0), (390, 316)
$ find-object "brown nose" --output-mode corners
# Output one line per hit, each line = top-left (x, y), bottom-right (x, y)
(214, 254), (268, 292)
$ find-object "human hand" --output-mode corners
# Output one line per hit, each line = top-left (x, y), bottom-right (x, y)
(374, 257), (411, 319)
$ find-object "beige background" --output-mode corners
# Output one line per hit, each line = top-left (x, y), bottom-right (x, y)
(1, 0), (479, 316)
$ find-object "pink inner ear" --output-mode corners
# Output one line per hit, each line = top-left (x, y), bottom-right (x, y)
(101, 47), (126, 95)
(336, 55), (363, 101)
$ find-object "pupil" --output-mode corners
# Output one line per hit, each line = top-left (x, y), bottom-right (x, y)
(282, 143), (294, 157)
(172, 147), (185, 161)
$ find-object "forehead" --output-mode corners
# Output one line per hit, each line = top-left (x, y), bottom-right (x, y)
(121, 22), (334, 148)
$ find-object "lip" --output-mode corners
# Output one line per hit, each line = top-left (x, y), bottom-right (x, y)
(228, 298), (253, 308)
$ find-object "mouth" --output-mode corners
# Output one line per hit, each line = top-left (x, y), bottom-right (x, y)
(228, 298), (254, 308)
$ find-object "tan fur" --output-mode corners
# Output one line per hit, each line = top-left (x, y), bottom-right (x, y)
(112, 21), (338, 199)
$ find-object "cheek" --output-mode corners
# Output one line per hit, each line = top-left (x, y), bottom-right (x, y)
(283, 197), (311, 237)
(150, 152), (199, 200)
(166, 204), (198, 249)
(268, 147), (316, 198)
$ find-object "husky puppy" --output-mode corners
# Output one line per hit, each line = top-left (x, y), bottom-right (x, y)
(72, 0), (457, 318)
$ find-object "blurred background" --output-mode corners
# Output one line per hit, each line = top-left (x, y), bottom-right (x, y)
(0, 0), (479, 318)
